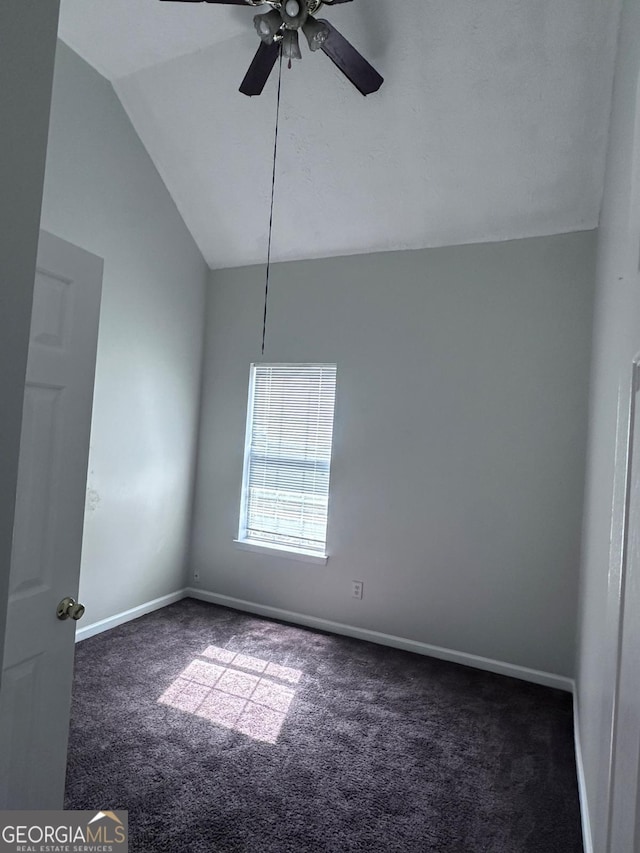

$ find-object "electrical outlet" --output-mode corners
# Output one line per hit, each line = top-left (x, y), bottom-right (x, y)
(193, 572), (200, 582)
(352, 580), (364, 600)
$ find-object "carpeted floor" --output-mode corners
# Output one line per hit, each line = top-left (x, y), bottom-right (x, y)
(65, 598), (583, 852)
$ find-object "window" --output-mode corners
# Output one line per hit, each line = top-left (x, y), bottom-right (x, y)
(237, 363), (337, 559)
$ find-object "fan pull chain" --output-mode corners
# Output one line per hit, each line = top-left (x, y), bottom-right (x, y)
(261, 48), (284, 356)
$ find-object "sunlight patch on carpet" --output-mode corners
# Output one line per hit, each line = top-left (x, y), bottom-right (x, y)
(158, 646), (301, 743)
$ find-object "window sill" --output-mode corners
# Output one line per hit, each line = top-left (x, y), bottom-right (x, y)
(233, 539), (328, 566)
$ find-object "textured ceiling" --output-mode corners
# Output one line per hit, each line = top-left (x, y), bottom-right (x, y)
(58, 0), (620, 270)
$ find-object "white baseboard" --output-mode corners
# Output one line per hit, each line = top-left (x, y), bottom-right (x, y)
(76, 586), (574, 693)
(75, 589), (187, 642)
(573, 697), (594, 853)
(184, 588), (573, 693)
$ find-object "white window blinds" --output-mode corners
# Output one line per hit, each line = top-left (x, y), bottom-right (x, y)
(239, 364), (337, 554)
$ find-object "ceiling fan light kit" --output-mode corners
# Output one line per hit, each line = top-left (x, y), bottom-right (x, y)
(159, 0), (383, 96)
(254, 9), (284, 42)
(280, 0), (308, 30)
(302, 16), (330, 51)
(282, 29), (302, 61)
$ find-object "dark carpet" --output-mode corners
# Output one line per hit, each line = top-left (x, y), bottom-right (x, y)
(65, 598), (583, 852)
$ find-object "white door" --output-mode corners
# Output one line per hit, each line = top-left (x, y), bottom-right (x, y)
(0, 231), (102, 808)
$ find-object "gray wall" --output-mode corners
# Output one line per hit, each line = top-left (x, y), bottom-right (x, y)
(40, 42), (208, 624)
(575, 0), (640, 845)
(191, 232), (595, 677)
(0, 1), (60, 680)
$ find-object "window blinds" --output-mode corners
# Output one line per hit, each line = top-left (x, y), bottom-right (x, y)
(242, 364), (337, 553)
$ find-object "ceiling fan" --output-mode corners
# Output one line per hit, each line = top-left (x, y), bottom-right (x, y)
(159, 0), (384, 97)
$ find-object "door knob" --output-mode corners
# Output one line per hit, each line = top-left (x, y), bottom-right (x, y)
(57, 597), (86, 621)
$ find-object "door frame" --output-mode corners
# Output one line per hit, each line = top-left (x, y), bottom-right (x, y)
(607, 359), (640, 852)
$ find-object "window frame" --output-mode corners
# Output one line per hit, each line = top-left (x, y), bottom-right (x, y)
(235, 362), (337, 564)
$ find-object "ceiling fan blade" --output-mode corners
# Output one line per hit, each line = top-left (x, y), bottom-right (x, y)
(240, 41), (281, 96)
(319, 0), (354, 4)
(318, 20), (383, 96)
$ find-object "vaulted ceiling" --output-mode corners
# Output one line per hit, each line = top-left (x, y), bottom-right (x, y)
(58, 0), (620, 270)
